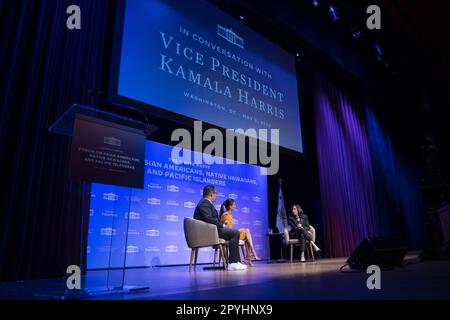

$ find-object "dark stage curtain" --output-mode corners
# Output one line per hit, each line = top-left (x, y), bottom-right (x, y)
(314, 73), (378, 257)
(314, 72), (424, 257)
(365, 107), (425, 250)
(0, 0), (112, 280)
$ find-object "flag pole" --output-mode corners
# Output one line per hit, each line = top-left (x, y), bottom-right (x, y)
(276, 177), (287, 262)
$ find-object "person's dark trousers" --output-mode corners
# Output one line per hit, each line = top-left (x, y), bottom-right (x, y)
(218, 228), (241, 263)
(289, 228), (313, 253)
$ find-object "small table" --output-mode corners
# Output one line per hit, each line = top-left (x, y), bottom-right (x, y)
(266, 232), (287, 263)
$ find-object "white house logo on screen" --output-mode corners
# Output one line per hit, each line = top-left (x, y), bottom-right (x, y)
(103, 193), (118, 201)
(146, 229), (160, 237)
(241, 207), (250, 213)
(166, 200), (179, 206)
(101, 210), (117, 217)
(165, 245), (178, 253)
(103, 136), (121, 147)
(100, 227), (116, 236)
(252, 196), (261, 203)
(217, 192), (225, 198)
(147, 197), (161, 205)
(89, 209), (94, 217)
(148, 183), (162, 189)
(217, 24), (244, 49)
(167, 185), (179, 192)
(145, 246), (160, 252)
(126, 229), (140, 236)
(253, 220), (262, 226)
(183, 187), (195, 194)
(166, 214), (179, 222)
(90, 193), (96, 198)
(229, 193), (238, 200)
(126, 245), (139, 253)
(184, 201), (196, 209)
(125, 211), (141, 220)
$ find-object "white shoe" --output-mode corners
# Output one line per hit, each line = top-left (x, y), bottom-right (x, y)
(228, 262), (248, 271)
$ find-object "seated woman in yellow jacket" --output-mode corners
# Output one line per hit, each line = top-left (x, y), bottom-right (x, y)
(219, 199), (261, 266)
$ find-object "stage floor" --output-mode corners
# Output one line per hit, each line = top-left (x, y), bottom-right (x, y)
(1, 253), (449, 300)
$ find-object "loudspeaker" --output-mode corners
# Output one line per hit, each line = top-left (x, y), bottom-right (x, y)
(346, 237), (408, 270)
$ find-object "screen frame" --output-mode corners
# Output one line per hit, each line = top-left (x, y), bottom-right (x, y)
(106, 0), (306, 159)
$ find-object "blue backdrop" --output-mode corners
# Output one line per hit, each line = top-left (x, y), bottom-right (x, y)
(87, 140), (268, 269)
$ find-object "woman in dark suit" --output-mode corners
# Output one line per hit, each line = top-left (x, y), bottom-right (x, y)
(288, 204), (321, 262)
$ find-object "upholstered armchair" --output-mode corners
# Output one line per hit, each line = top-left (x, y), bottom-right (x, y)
(184, 218), (227, 271)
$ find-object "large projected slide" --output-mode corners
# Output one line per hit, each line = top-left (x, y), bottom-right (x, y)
(110, 0), (304, 153)
(87, 140), (268, 269)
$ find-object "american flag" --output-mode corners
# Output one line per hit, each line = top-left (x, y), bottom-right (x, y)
(276, 181), (288, 233)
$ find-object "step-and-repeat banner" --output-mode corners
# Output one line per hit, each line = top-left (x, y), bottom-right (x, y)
(87, 140), (268, 269)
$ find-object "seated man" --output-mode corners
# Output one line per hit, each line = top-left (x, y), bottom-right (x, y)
(194, 185), (247, 271)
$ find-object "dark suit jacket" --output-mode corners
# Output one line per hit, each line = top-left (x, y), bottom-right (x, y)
(193, 198), (222, 229)
(288, 214), (310, 231)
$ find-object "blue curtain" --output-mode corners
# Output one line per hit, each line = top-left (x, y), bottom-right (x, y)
(314, 72), (424, 257)
(365, 107), (425, 249)
(0, 0), (112, 280)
